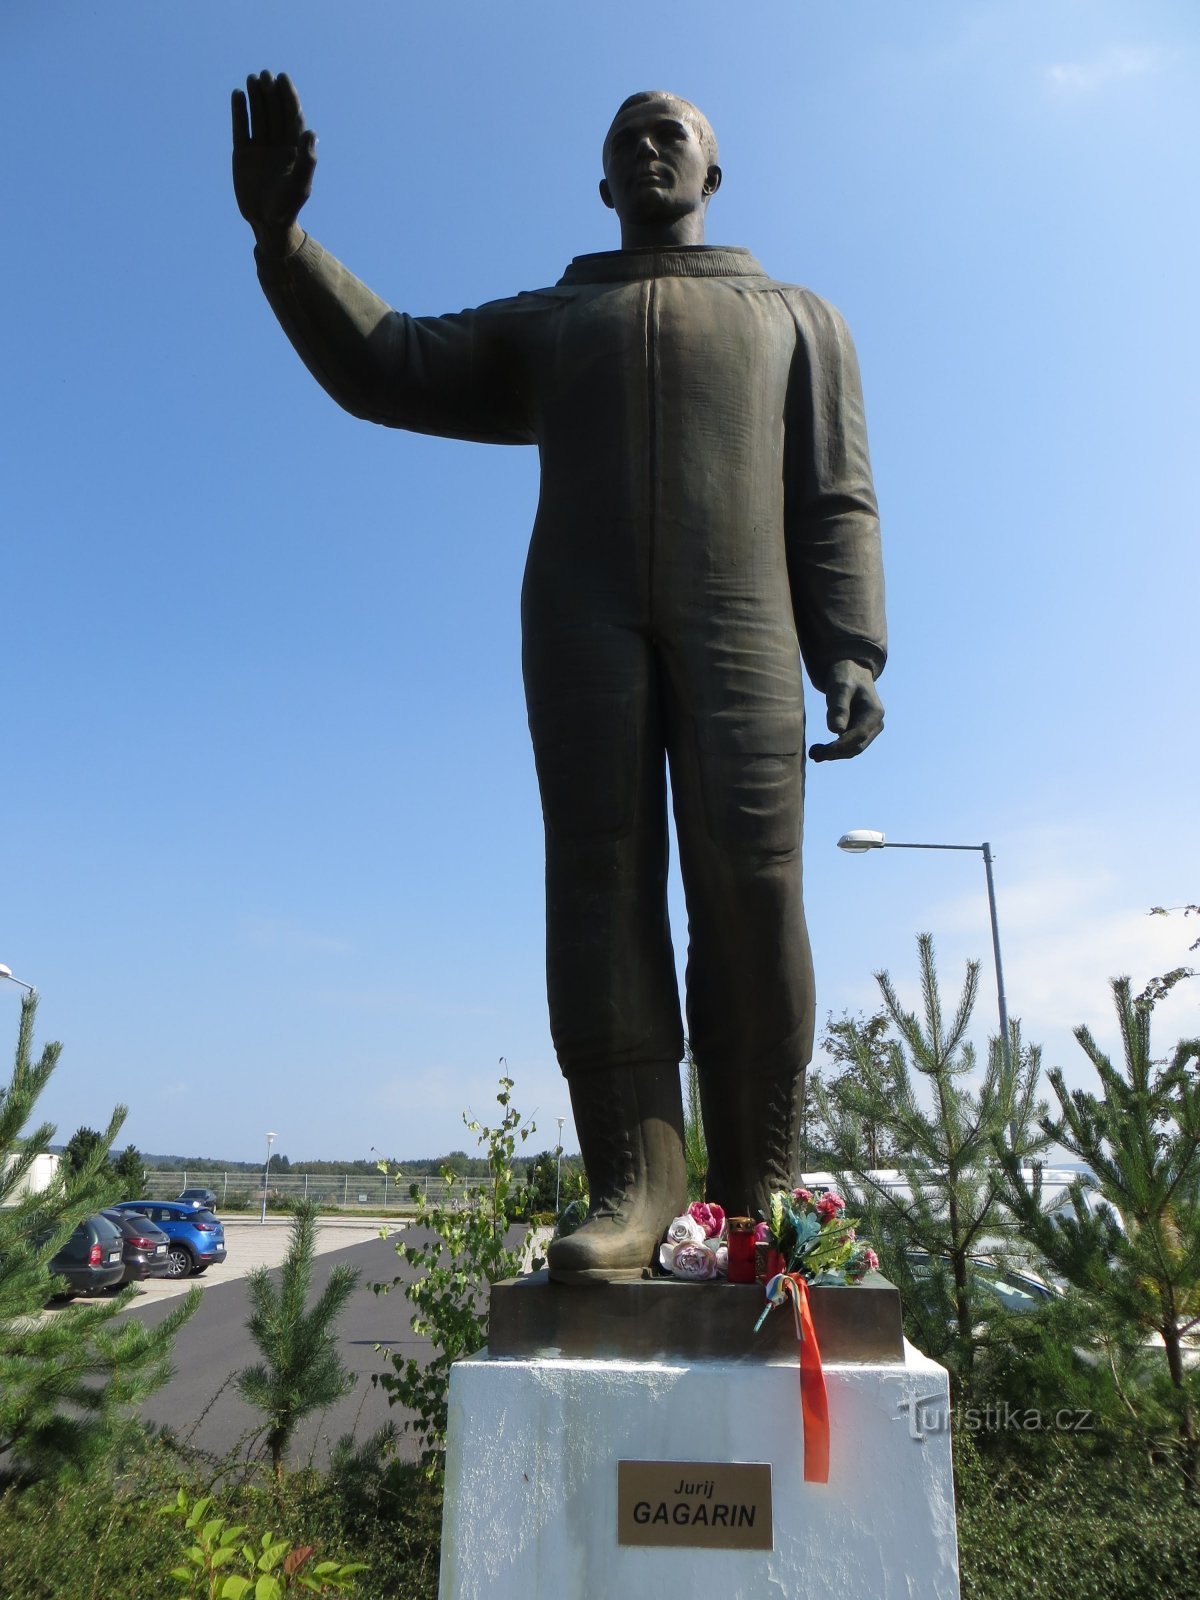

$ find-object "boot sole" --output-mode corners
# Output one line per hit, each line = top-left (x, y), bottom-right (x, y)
(546, 1265), (650, 1286)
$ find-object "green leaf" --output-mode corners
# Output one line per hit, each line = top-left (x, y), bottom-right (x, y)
(186, 1496), (212, 1530)
(255, 1576), (282, 1600)
(219, 1580), (252, 1600)
(258, 1539), (291, 1572)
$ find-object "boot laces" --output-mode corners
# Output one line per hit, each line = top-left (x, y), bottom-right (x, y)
(589, 1119), (637, 1221)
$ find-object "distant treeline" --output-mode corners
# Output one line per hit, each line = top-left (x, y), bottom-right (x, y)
(139, 1150), (571, 1178)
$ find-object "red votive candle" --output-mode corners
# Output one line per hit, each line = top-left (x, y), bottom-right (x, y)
(726, 1217), (756, 1284)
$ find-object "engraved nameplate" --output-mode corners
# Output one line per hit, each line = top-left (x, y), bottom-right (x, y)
(617, 1460), (773, 1550)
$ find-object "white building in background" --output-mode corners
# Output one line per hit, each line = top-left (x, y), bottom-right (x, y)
(2, 1150), (61, 1202)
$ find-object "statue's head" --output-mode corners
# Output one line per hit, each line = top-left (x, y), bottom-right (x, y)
(600, 92), (722, 231)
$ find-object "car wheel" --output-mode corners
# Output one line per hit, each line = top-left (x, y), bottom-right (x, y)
(165, 1246), (193, 1278)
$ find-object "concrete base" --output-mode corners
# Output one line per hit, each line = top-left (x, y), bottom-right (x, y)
(439, 1341), (960, 1599)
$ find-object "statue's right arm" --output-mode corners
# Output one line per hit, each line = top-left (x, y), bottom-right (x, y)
(232, 73), (532, 445)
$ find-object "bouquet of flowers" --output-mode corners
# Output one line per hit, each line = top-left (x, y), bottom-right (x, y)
(657, 1191), (879, 1286)
(658, 1200), (727, 1280)
(756, 1187), (878, 1285)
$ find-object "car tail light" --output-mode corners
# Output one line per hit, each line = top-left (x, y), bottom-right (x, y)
(88, 1242), (103, 1265)
(129, 1235), (156, 1249)
(193, 1222), (215, 1233)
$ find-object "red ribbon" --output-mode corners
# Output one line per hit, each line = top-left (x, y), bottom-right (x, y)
(767, 1272), (830, 1483)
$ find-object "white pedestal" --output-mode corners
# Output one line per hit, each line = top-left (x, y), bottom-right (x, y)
(439, 1341), (960, 1600)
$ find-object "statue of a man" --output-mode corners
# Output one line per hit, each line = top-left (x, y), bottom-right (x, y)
(232, 74), (886, 1283)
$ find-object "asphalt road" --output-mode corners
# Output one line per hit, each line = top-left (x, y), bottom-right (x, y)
(123, 1229), (436, 1469)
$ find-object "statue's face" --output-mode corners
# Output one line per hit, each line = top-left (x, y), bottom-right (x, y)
(600, 99), (719, 227)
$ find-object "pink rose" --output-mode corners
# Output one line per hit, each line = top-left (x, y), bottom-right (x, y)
(669, 1242), (720, 1281)
(863, 1247), (879, 1272)
(815, 1191), (845, 1222)
(792, 1187), (813, 1205)
(688, 1200), (726, 1239)
(754, 1220), (770, 1243)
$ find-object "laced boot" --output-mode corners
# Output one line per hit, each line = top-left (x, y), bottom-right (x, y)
(698, 1065), (807, 1222)
(547, 1063), (686, 1285)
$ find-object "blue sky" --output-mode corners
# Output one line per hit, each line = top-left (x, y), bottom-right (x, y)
(2, 1), (1196, 1165)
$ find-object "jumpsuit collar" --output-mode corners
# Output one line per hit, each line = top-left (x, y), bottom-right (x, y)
(558, 246), (765, 284)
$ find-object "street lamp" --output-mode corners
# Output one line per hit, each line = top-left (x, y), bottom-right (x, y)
(836, 830), (1012, 1072)
(260, 1131), (277, 1224)
(555, 1116), (565, 1215)
(0, 965), (36, 996)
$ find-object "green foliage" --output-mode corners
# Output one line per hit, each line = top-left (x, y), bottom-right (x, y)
(955, 1433), (1200, 1599)
(0, 1435), (433, 1600)
(62, 1124), (108, 1177)
(997, 976), (1200, 1492)
(274, 1431), (442, 1600)
(522, 1147), (584, 1218)
(372, 1074), (539, 1470)
(682, 1041), (708, 1201)
(814, 934), (1049, 1387)
(0, 993), (199, 1481)
(113, 1142), (146, 1196)
(160, 1489), (366, 1598)
(809, 1008), (901, 1167)
(237, 1202), (360, 1481)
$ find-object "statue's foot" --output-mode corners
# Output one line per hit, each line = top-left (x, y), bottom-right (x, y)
(548, 1063), (686, 1287)
(545, 1215), (659, 1285)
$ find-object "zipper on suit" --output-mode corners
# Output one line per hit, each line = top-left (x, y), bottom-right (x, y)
(645, 276), (659, 616)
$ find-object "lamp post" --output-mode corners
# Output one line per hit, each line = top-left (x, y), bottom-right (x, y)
(260, 1131), (277, 1224)
(836, 830), (1012, 1073)
(555, 1116), (565, 1214)
(0, 965), (36, 996)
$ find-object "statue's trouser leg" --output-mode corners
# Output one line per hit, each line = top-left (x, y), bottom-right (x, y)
(527, 630), (686, 1280)
(660, 634), (816, 1221)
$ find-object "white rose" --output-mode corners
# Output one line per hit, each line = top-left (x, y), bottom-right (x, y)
(665, 1214), (705, 1247)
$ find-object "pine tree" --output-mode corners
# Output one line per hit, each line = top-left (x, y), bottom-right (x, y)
(237, 1200), (360, 1480)
(681, 1040), (708, 1201)
(0, 993), (199, 1481)
(813, 933), (1049, 1385)
(997, 977), (1200, 1493)
(810, 1008), (902, 1168)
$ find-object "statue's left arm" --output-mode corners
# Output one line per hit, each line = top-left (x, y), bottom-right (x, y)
(783, 293), (887, 762)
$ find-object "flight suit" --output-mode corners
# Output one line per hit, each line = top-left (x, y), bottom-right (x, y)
(256, 237), (885, 1218)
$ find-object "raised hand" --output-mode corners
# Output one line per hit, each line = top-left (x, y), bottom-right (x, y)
(231, 71), (316, 254)
(808, 659), (884, 762)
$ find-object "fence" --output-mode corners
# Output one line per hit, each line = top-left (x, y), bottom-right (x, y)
(140, 1164), (1086, 1220)
(141, 1171), (491, 1211)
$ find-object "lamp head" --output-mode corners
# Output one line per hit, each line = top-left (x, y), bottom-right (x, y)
(837, 830), (886, 853)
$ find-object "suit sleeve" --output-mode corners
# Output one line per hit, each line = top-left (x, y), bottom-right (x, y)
(254, 233), (535, 445)
(783, 292), (886, 694)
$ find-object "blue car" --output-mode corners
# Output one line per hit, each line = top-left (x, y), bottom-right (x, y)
(112, 1200), (227, 1278)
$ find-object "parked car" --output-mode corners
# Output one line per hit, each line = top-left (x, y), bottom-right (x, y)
(112, 1200), (227, 1277)
(46, 1213), (127, 1299)
(177, 1187), (219, 1213)
(100, 1207), (173, 1285)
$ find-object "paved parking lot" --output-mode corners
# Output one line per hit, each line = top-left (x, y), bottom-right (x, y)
(115, 1215), (407, 1306)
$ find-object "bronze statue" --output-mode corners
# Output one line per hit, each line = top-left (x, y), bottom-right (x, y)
(232, 74), (886, 1284)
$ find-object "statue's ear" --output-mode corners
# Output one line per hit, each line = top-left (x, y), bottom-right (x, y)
(599, 177), (615, 211)
(703, 164), (723, 199)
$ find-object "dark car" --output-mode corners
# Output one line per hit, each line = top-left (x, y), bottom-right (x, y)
(46, 1213), (127, 1299)
(101, 1207), (173, 1284)
(177, 1187), (219, 1213)
(112, 1201), (227, 1277)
